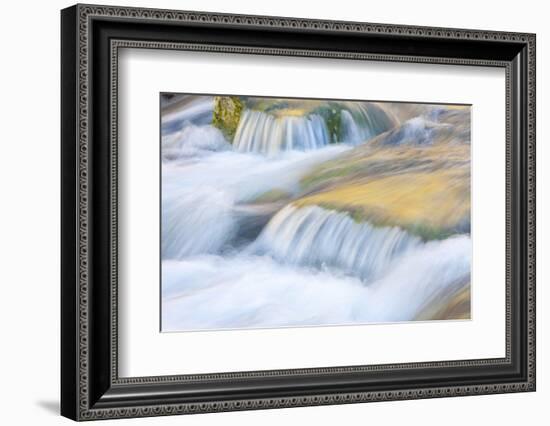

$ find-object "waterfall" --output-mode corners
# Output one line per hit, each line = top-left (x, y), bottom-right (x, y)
(250, 205), (422, 281)
(340, 110), (369, 145)
(233, 109), (331, 155)
(161, 146), (350, 260)
(339, 102), (398, 144)
(162, 204), (469, 330)
(232, 102), (398, 155)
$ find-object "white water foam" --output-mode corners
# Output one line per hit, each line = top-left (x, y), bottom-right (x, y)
(162, 124), (230, 160)
(162, 235), (470, 331)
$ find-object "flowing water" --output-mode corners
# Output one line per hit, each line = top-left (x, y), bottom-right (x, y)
(249, 205), (422, 281)
(161, 97), (470, 331)
(233, 110), (331, 155)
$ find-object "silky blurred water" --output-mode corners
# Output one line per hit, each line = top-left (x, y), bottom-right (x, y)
(160, 95), (471, 331)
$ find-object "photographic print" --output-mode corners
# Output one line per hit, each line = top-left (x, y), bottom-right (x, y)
(161, 94), (471, 332)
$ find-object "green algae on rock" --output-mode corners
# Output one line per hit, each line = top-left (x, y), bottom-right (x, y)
(212, 96), (245, 140)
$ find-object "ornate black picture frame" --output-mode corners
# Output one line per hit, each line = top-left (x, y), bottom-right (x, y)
(61, 3), (536, 421)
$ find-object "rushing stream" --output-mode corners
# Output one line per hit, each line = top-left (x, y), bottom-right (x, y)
(161, 95), (471, 331)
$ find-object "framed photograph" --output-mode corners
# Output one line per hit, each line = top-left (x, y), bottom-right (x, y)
(61, 4), (536, 421)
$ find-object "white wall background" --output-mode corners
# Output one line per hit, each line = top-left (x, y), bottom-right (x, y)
(0, 0), (546, 424)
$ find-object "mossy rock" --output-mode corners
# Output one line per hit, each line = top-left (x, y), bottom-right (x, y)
(294, 165), (470, 241)
(212, 96), (245, 141)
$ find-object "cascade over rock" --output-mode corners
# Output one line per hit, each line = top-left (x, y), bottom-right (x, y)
(250, 204), (422, 281)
